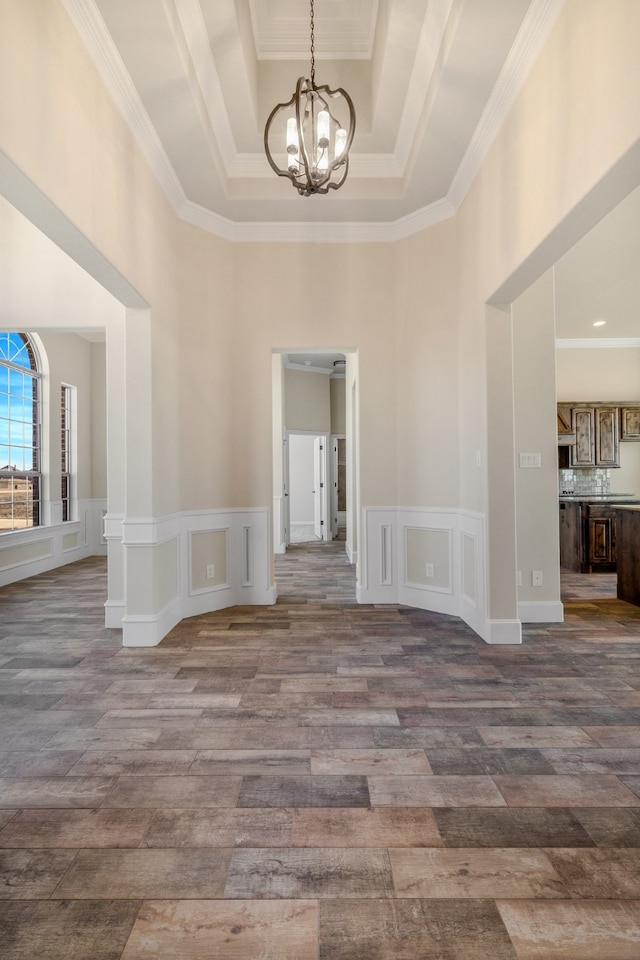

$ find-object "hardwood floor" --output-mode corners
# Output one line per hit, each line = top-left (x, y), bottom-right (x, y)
(1, 544), (640, 958)
(560, 569), (617, 601)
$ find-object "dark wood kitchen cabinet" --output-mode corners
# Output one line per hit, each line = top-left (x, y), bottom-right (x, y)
(620, 406), (640, 441)
(615, 507), (640, 605)
(559, 500), (618, 573)
(569, 406), (619, 468)
(559, 501), (581, 571)
(586, 506), (617, 570)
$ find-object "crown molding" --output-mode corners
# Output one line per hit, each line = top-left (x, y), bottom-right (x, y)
(556, 338), (640, 349)
(388, 197), (457, 242)
(448, 0), (566, 209)
(172, 0), (237, 178)
(180, 194), (456, 243)
(179, 200), (240, 242)
(60, 0), (186, 213)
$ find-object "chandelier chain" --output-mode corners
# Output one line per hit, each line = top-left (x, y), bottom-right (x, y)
(309, 0), (315, 87)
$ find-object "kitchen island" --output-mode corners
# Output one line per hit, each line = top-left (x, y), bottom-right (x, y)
(559, 495), (639, 573)
(613, 505), (640, 606)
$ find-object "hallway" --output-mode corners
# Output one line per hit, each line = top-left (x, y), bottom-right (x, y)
(1, 550), (640, 958)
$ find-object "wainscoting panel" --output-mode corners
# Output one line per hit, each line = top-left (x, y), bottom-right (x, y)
(119, 508), (276, 646)
(399, 510), (459, 618)
(0, 499), (107, 589)
(359, 507), (519, 644)
(356, 509), (398, 604)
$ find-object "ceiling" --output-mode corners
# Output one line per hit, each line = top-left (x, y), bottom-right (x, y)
(554, 184), (640, 341)
(62, 0), (564, 240)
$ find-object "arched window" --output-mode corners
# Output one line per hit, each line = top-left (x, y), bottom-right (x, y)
(0, 333), (41, 531)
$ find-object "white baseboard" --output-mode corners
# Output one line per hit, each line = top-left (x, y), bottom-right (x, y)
(122, 599), (182, 648)
(484, 619), (523, 644)
(518, 600), (564, 623)
(399, 583), (459, 618)
(104, 600), (125, 628)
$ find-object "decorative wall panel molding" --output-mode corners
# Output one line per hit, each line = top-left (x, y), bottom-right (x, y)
(358, 506), (520, 644)
(0, 499), (107, 588)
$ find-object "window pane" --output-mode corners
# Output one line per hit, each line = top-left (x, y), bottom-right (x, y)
(9, 420), (25, 447)
(0, 335), (41, 530)
(8, 394), (24, 421)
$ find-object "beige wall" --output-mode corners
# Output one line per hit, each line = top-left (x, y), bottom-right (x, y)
(90, 342), (107, 499)
(232, 242), (395, 509)
(330, 378), (346, 436)
(512, 272), (561, 607)
(177, 221), (235, 510)
(406, 527), (451, 591)
(285, 369), (331, 433)
(556, 347), (640, 401)
(395, 217), (460, 508)
(191, 530), (227, 590)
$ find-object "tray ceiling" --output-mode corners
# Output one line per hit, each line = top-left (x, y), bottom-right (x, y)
(64, 0), (563, 239)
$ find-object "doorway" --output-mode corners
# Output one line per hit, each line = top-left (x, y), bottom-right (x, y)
(272, 349), (358, 595)
(332, 436), (347, 541)
(286, 431), (329, 544)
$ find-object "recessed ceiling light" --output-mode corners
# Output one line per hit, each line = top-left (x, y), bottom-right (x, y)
(593, 320), (607, 327)
(304, 360), (312, 365)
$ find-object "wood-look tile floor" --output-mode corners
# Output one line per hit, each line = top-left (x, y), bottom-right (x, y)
(1, 545), (640, 958)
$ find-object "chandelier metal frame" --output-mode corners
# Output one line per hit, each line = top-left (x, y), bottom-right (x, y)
(263, 0), (356, 196)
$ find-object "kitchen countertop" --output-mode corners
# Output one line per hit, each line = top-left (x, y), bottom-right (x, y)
(559, 494), (639, 502)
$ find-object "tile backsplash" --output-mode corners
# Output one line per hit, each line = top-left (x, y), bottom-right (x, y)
(558, 468), (610, 496)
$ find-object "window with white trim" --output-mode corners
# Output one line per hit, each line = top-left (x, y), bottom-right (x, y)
(0, 333), (42, 531)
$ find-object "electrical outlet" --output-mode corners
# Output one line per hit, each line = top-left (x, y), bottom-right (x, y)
(532, 570), (543, 587)
(206, 564), (215, 580)
(425, 563), (435, 578)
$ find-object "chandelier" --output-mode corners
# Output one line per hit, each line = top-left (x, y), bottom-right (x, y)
(263, 0), (356, 196)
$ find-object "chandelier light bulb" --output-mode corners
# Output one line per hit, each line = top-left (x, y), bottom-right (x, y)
(317, 110), (330, 149)
(286, 117), (299, 155)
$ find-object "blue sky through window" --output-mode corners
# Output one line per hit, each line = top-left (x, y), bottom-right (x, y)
(0, 333), (37, 471)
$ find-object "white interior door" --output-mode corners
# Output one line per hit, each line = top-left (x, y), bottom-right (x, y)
(283, 435), (290, 547)
(313, 436), (324, 539)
